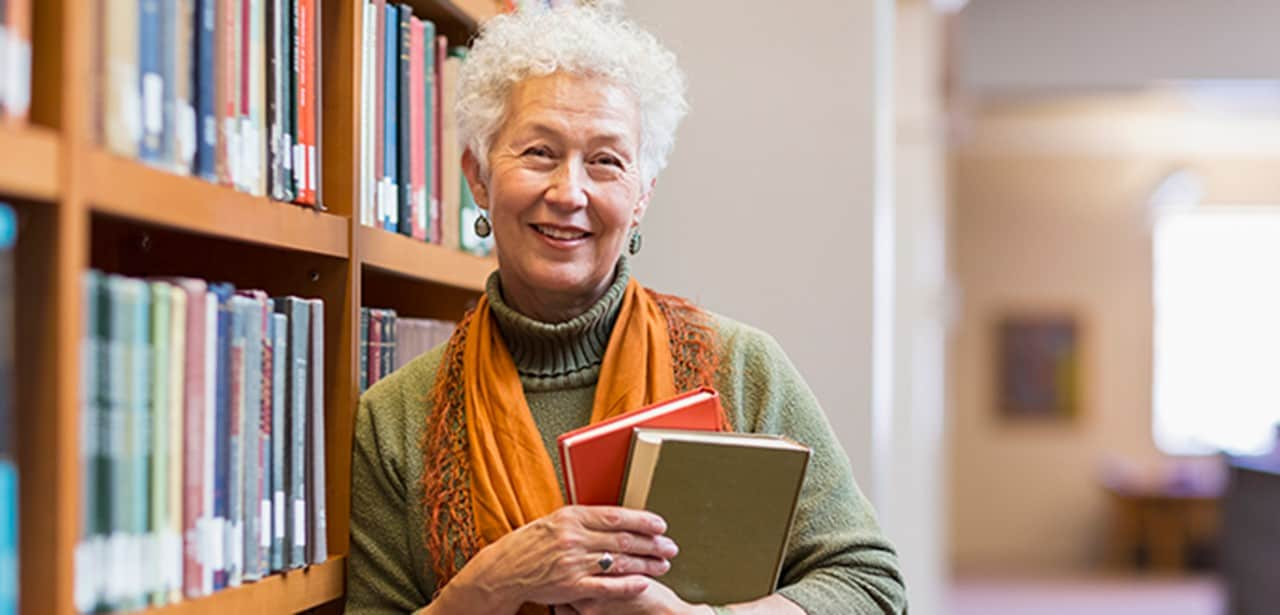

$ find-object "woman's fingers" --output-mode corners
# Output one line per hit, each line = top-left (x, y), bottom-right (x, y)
(571, 506), (667, 536)
(577, 528), (678, 560)
(573, 574), (650, 600)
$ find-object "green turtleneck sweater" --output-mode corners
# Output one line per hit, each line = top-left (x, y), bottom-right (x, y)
(346, 259), (907, 614)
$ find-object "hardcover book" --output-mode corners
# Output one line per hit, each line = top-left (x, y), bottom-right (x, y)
(556, 387), (724, 506)
(619, 429), (810, 605)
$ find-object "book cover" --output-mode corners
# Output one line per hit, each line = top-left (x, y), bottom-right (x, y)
(171, 0), (196, 175)
(272, 297), (308, 568)
(556, 388), (724, 506)
(268, 311), (286, 571)
(306, 299), (326, 564)
(193, 0), (218, 181)
(619, 429), (810, 605)
(155, 277), (208, 599)
(147, 281), (171, 605)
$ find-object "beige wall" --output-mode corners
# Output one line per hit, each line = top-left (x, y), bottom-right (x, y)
(949, 97), (1280, 572)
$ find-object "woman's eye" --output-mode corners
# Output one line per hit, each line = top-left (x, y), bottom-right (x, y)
(523, 146), (552, 158)
(594, 155), (623, 168)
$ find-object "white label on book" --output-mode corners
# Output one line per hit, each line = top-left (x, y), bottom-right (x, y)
(294, 500), (306, 548)
(0, 29), (9, 110)
(204, 115), (217, 146)
(283, 135), (293, 170)
(229, 522), (244, 579)
(260, 500), (272, 548)
(163, 529), (182, 593)
(274, 491), (285, 539)
(13, 41), (30, 116)
(416, 188), (428, 230)
(308, 146), (317, 192)
(224, 118), (241, 185)
(242, 120), (261, 189)
(205, 518), (225, 570)
(178, 104), (197, 164)
(293, 143), (305, 188)
(143, 72), (164, 135)
(112, 64), (142, 142)
(73, 539), (99, 612)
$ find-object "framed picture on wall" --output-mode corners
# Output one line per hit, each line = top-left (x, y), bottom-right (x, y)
(996, 313), (1082, 422)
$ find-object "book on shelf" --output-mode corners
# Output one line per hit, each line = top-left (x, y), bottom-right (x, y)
(77, 272), (326, 612)
(556, 388), (725, 506)
(620, 428), (810, 605)
(97, 0), (320, 206)
(1, 1), (33, 124)
(358, 308), (457, 394)
(0, 204), (17, 615)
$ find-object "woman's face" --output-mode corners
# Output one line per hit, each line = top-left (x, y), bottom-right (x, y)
(464, 72), (650, 321)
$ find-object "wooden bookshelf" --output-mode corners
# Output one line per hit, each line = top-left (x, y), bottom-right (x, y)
(11, 0), (502, 613)
(0, 124), (60, 202)
(360, 225), (496, 291)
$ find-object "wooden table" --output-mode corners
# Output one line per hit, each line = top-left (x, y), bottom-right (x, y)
(1104, 486), (1220, 572)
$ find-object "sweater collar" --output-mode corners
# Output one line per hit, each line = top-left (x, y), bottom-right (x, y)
(486, 256), (631, 390)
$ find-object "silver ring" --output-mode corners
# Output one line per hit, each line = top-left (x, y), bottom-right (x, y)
(597, 552), (614, 572)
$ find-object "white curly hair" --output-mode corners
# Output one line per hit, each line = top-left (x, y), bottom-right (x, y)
(456, 4), (688, 186)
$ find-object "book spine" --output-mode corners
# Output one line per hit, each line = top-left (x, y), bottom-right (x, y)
(235, 293), (264, 581)
(148, 0), (173, 166)
(175, 281), (208, 599)
(236, 0), (251, 193)
(75, 271), (102, 613)
(288, 299), (308, 567)
(358, 4), (373, 226)
(268, 311), (286, 571)
(103, 277), (128, 611)
(382, 5), (398, 231)
(372, 0), (386, 229)
(367, 309), (381, 387)
(246, 0), (266, 197)
(193, 0), (218, 180)
(433, 35), (446, 246)
(0, 207), (14, 615)
(266, 0), (282, 200)
(421, 20), (436, 243)
(104, 0), (141, 156)
(147, 282), (171, 606)
(226, 296), (249, 588)
(164, 285), (185, 604)
(138, 0), (163, 163)
(209, 283), (233, 590)
(307, 299), (326, 564)
(125, 278), (152, 610)
(281, 0), (295, 202)
(172, 0), (196, 174)
(291, 0), (311, 203)
(395, 5), (412, 237)
(359, 308), (368, 394)
(383, 310), (395, 378)
(257, 304), (273, 574)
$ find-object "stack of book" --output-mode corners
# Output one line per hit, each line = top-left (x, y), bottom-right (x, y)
(96, 0), (322, 206)
(0, 2), (32, 124)
(357, 2), (491, 256)
(77, 272), (327, 613)
(358, 307), (455, 393)
(0, 204), (17, 615)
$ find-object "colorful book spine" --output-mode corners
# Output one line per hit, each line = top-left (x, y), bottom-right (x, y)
(147, 281), (172, 605)
(234, 292), (265, 581)
(433, 35), (446, 245)
(164, 284), (185, 605)
(246, 0), (267, 197)
(372, 0), (387, 229)
(145, 0), (172, 166)
(422, 19), (437, 243)
(367, 308), (381, 387)
(225, 295), (250, 587)
(395, 4), (412, 237)
(208, 282), (234, 590)
(258, 308), (275, 574)
(293, 0), (316, 204)
(382, 4), (398, 231)
(266, 0), (285, 200)
(172, 0), (197, 174)
(217, 0), (241, 187)
(122, 276), (151, 611)
(2, 0), (31, 123)
(306, 299), (326, 564)
(0, 205), (16, 615)
(359, 308), (368, 393)
(272, 297), (307, 568)
(104, 0), (141, 156)
(75, 271), (103, 614)
(194, 0), (219, 180)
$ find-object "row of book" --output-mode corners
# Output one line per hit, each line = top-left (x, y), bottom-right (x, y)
(0, 2), (31, 123)
(97, 0), (322, 205)
(359, 307), (455, 394)
(357, 1), (492, 256)
(77, 273), (327, 613)
(0, 204), (17, 615)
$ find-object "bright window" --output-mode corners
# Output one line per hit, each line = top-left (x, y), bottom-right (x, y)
(1153, 207), (1280, 455)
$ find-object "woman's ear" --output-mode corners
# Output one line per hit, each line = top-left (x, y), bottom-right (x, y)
(461, 148), (489, 210)
(633, 177), (657, 227)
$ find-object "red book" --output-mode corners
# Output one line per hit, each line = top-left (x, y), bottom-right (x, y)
(217, 0), (241, 186)
(295, 0), (317, 204)
(368, 309), (383, 386)
(557, 388), (725, 506)
(408, 19), (426, 241)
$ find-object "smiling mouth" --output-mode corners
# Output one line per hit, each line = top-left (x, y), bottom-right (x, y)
(532, 224), (591, 241)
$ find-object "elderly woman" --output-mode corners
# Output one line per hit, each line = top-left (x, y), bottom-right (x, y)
(347, 6), (906, 615)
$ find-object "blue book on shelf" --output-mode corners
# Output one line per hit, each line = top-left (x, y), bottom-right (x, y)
(208, 282), (235, 590)
(193, 0), (218, 180)
(383, 4), (399, 232)
(139, 0), (165, 164)
(0, 204), (16, 615)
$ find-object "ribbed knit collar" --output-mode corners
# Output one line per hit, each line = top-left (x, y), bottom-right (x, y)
(486, 256), (631, 391)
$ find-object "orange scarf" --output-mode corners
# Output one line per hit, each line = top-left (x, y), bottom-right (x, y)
(420, 278), (727, 601)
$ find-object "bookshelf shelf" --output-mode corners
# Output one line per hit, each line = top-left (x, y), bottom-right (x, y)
(147, 556), (347, 615)
(359, 225), (495, 291)
(0, 124), (60, 201)
(85, 151), (350, 259)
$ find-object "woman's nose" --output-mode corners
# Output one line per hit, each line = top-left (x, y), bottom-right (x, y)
(544, 158), (589, 210)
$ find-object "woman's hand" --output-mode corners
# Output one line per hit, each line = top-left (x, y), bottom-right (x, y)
(563, 576), (714, 615)
(442, 505), (679, 613)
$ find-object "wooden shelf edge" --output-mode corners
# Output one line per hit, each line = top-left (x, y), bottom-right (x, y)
(146, 556), (346, 615)
(358, 225), (495, 291)
(450, 0), (500, 24)
(85, 151), (350, 259)
(0, 124), (60, 202)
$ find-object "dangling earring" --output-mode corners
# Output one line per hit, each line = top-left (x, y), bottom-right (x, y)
(474, 212), (492, 238)
(628, 229), (642, 255)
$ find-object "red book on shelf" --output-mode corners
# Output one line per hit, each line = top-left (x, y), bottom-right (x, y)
(295, 0), (317, 204)
(408, 18), (427, 241)
(556, 387), (725, 506)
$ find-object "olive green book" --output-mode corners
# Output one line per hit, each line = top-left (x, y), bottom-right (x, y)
(620, 429), (810, 605)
